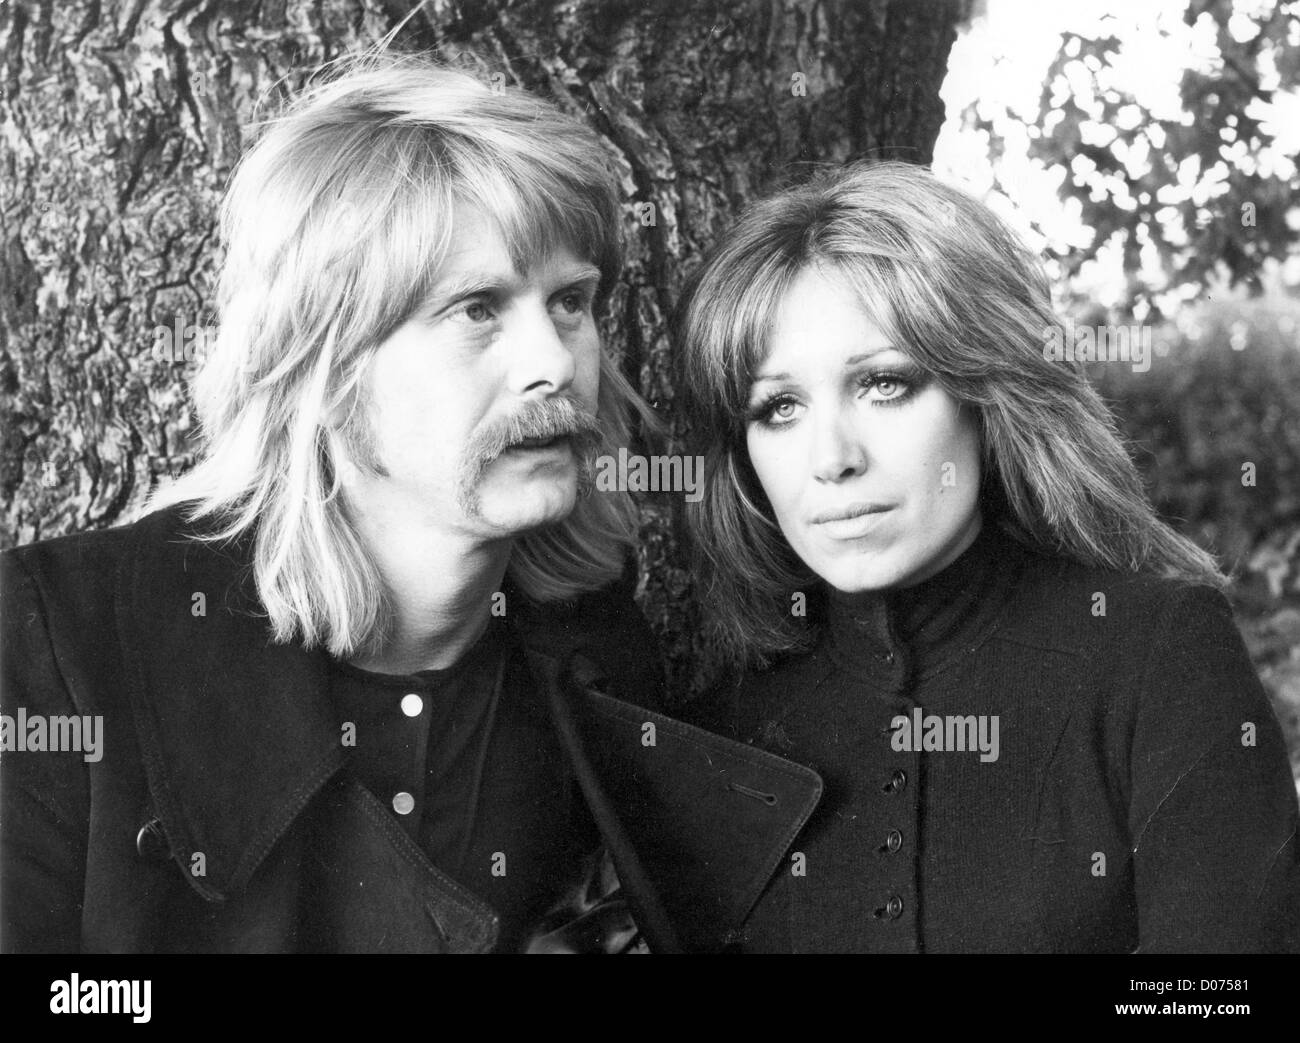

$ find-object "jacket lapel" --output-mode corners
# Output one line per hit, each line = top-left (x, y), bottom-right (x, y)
(114, 507), (347, 900)
(296, 777), (500, 953)
(534, 649), (824, 953)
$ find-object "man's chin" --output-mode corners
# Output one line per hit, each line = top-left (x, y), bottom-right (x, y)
(472, 478), (580, 535)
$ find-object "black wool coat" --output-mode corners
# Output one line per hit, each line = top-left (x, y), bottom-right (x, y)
(691, 521), (1300, 953)
(1, 506), (821, 953)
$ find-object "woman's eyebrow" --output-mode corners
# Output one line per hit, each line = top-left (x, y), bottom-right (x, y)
(752, 345), (898, 384)
(844, 347), (897, 365)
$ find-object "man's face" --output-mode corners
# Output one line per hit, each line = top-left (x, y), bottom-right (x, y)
(339, 204), (604, 541)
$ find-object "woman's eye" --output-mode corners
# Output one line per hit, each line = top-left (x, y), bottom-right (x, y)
(462, 300), (493, 323)
(863, 373), (912, 403)
(749, 395), (800, 427)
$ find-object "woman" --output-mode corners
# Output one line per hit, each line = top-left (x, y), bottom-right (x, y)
(677, 161), (1300, 953)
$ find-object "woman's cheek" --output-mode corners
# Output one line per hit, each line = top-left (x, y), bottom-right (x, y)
(771, 436), (814, 517)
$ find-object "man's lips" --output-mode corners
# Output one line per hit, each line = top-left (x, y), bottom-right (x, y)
(504, 434), (571, 452)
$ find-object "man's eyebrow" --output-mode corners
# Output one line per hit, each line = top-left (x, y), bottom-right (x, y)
(426, 271), (513, 306)
(424, 263), (602, 311)
(750, 346), (897, 386)
(557, 263), (602, 286)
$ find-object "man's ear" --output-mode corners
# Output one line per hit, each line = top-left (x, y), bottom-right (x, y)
(324, 387), (389, 479)
(322, 423), (352, 481)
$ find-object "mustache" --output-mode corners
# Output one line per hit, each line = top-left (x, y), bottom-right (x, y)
(466, 396), (603, 463)
(457, 397), (604, 514)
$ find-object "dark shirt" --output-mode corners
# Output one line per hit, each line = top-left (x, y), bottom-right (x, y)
(693, 521), (1300, 953)
(328, 616), (598, 952)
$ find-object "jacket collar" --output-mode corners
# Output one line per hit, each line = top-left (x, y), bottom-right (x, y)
(115, 506), (344, 900)
(825, 517), (1026, 688)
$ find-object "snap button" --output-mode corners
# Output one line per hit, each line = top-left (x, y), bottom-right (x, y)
(885, 829), (903, 853)
(885, 895), (904, 919)
(135, 818), (170, 861)
(400, 693), (424, 717)
(882, 652), (895, 664)
(392, 792), (415, 815)
(883, 769), (907, 794)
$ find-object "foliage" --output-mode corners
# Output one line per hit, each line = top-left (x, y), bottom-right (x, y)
(970, 0), (1300, 319)
(1091, 295), (1300, 569)
(1091, 294), (1300, 783)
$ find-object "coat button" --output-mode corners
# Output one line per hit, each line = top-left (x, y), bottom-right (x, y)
(135, 818), (170, 861)
(885, 829), (903, 853)
(392, 792), (415, 815)
(885, 895), (904, 919)
(400, 693), (424, 717)
(883, 769), (907, 794)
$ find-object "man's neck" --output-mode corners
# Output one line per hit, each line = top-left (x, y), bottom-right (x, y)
(345, 507), (512, 676)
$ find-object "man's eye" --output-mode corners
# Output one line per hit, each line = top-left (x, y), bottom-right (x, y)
(553, 290), (590, 316)
(461, 300), (494, 323)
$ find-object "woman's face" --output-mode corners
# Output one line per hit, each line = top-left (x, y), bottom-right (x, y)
(744, 265), (983, 593)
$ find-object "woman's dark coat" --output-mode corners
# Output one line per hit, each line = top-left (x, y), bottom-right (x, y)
(692, 523), (1300, 953)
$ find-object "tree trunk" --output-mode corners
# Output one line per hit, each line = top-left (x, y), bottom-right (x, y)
(0, 0), (967, 700)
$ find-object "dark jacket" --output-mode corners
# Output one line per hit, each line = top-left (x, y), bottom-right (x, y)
(692, 521), (1300, 953)
(0, 506), (821, 953)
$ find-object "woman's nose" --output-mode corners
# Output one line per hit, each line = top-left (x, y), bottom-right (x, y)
(810, 408), (867, 483)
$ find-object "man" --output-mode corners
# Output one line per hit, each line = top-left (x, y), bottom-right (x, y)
(0, 56), (821, 953)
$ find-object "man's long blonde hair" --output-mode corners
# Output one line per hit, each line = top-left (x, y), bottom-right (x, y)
(149, 54), (643, 659)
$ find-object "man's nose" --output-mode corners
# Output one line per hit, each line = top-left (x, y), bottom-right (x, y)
(810, 407), (868, 483)
(508, 301), (577, 395)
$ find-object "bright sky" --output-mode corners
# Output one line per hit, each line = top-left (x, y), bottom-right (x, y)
(932, 0), (1300, 307)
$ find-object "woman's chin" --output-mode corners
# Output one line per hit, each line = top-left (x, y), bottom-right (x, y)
(807, 552), (909, 595)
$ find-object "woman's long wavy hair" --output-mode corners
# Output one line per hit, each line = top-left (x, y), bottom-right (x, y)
(677, 160), (1224, 671)
(149, 54), (646, 660)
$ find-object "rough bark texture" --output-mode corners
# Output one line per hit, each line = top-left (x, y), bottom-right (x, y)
(0, 0), (966, 702)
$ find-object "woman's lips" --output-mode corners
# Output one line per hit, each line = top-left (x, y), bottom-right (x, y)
(810, 503), (892, 524)
(811, 503), (894, 539)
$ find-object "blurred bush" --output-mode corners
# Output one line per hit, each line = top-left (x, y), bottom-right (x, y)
(1087, 294), (1300, 785)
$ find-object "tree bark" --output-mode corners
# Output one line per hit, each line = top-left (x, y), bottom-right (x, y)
(0, 0), (967, 700)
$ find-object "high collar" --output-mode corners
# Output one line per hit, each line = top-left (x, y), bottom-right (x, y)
(824, 519), (1026, 693)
